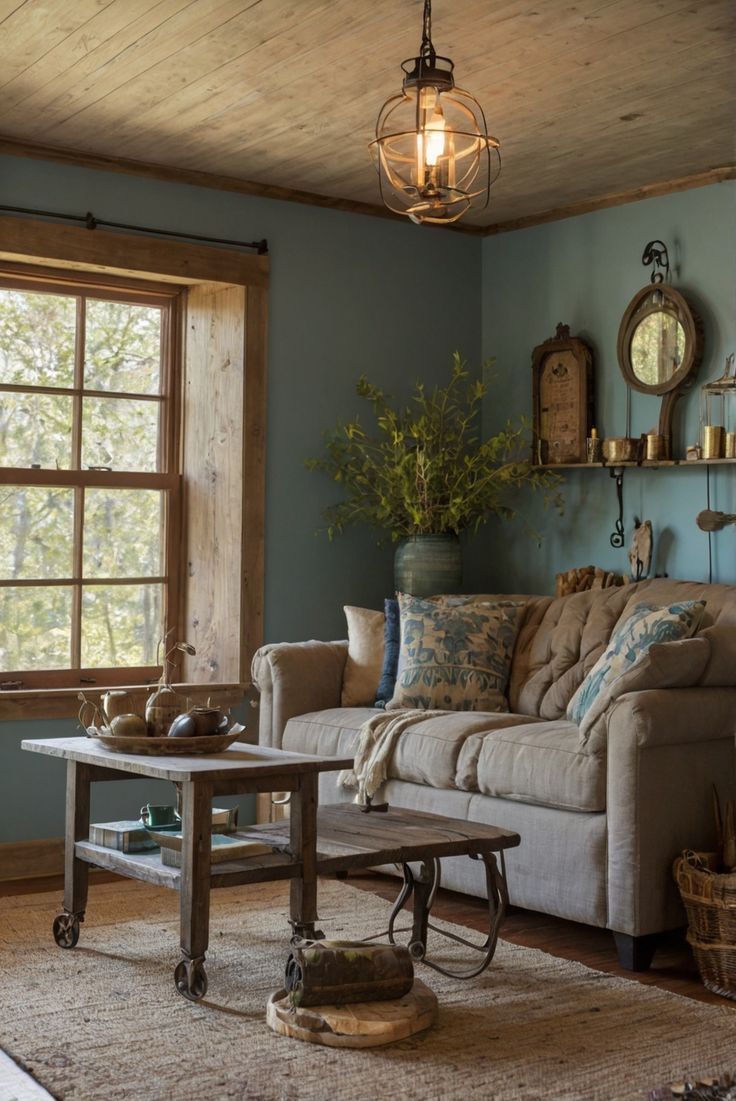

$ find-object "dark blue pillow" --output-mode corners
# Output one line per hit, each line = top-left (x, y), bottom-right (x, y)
(374, 598), (400, 708)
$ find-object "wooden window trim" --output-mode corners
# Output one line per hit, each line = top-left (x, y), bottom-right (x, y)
(0, 218), (268, 721)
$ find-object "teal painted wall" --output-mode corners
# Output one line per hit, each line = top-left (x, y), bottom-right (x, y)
(478, 182), (736, 594)
(0, 159), (733, 849)
(0, 154), (481, 844)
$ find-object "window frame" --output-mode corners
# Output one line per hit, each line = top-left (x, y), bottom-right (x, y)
(0, 217), (268, 720)
(0, 263), (184, 691)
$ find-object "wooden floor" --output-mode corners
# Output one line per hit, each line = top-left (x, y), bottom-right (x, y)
(0, 868), (725, 1007)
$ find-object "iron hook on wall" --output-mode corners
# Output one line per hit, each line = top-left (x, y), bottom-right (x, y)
(609, 467), (625, 548)
(641, 240), (670, 284)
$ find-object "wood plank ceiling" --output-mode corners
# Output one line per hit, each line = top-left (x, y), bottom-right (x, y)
(0, 0), (734, 231)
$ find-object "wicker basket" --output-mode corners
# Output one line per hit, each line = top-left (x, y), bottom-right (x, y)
(673, 849), (736, 1000)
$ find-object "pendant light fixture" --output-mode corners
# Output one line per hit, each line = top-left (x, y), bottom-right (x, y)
(370, 0), (501, 225)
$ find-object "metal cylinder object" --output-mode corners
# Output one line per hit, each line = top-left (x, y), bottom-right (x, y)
(602, 437), (639, 463)
(645, 434), (668, 461)
(725, 433), (736, 459)
(586, 437), (603, 463)
(703, 425), (725, 459)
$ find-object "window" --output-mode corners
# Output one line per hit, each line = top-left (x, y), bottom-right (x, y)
(0, 215), (268, 720)
(0, 268), (182, 690)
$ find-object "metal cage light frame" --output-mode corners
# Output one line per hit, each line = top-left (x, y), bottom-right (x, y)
(370, 0), (501, 225)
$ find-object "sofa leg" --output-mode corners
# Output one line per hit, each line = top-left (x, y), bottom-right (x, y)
(613, 931), (659, 971)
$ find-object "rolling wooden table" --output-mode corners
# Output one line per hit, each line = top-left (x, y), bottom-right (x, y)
(239, 803), (521, 979)
(21, 737), (351, 1000)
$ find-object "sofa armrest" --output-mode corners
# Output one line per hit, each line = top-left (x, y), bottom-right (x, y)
(605, 687), (736, 936)
(251, 640), (348, 748)
(607, 686), (736, 749)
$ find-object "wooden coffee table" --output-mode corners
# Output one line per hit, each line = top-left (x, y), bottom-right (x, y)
(21, 737), (352, 1000)
(239, 803), (521, 979)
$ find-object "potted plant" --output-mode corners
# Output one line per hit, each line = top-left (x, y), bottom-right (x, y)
(307, 353), (562, 596)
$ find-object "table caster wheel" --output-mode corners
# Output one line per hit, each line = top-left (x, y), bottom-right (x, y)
(409, 940), (426, 961)
(174, 958), (208, 1001)
(53, 912), (80, 949)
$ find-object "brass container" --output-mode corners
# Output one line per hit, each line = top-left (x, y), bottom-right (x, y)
(703, 425), (725, 460)
(586, 437), (603, 463)
(602, 437), (639, 463)
(645, 434), (669, 462)
(725, 432), (736, 459)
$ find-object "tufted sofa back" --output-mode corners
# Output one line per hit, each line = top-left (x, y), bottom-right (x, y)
(502, 578), (736, 720)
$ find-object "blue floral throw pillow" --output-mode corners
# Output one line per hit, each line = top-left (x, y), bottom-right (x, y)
(566, 600), (706, 726)
(386, 594), (524, 713)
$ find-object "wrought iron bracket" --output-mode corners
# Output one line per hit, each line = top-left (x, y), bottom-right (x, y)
(609, 466), (625, 548)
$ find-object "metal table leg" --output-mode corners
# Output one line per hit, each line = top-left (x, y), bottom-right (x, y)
(387, 850), (510, 979)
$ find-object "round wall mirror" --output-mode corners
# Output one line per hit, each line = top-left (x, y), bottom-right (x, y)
(617, 283), (703, 444)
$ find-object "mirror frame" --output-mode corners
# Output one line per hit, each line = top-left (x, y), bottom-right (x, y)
(616, 283), (703, 442)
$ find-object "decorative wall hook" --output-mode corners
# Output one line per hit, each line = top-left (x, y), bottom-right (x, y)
(697, 509), (736, 532)
(609, 467), (625, 548)
(641, 240), (670, 284)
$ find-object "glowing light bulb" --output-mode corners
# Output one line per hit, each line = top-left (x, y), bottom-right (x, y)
(425, 103), (446, 166)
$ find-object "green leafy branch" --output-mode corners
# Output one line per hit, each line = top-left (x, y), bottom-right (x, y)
(306, 352), (563, 541)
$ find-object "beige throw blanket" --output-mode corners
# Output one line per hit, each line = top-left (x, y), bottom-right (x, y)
(338, 709), (445, 804)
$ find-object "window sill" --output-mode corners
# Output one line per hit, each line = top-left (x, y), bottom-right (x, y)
(0, 683), (248, 723)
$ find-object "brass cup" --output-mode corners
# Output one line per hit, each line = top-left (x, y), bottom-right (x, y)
(602, 437), (639, 463)
(725, 432), (736, 459)
(645, 434), (668, 461)
(703, 425), (725, 459)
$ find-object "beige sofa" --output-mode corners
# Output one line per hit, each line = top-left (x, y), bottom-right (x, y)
(252, 578), (736, 970)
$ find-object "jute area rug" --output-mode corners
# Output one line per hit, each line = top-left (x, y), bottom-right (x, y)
(0, 878), (735, 1101)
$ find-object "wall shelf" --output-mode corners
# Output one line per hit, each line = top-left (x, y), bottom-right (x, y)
(536, 458), (736, 470)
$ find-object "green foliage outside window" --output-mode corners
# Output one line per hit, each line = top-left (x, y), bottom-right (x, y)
(0, 284), (168, 678)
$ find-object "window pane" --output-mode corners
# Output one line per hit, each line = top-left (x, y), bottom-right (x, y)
(0, 289), (76, 388)
(81, 584), (162, 667)
(0, 391), (73, 468)
(84, 489), (162, 578)
(0, 586), (72, 671)
(0, 488), (74, 579)
(85, 300), (162, 395)
(81, 397), (159, 471)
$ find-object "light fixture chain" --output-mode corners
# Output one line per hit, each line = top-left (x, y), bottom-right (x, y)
(421, 0), (435, 61)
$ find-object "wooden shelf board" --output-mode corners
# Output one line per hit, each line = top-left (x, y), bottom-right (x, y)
(536, 458), (736, 469)
(75, 840), (298, 889)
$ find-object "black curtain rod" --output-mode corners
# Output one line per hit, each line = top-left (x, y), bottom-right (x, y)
(0, 204), (268, 254)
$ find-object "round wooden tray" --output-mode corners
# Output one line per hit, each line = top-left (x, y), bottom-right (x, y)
(266, 980), (437, 1048)
(86, 724), (244, 756)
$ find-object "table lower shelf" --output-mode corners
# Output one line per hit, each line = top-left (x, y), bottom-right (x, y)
(75, 841), (300, 889)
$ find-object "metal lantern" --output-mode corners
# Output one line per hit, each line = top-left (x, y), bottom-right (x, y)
(370, 0), (500, 225)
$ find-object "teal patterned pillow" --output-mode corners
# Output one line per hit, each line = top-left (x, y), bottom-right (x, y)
(566, 600), (706, 726)
(386, 595), (524, 713)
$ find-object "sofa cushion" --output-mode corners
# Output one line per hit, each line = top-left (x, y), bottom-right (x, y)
(387, 595), (524, 713)
(579, 635), (711, 751)
(341, 606), (385, 707)
(473, 720), (605, 812)
(283, 707), (540, 791)
(566, 599), (706, 726)
(283, 707), (376, 760)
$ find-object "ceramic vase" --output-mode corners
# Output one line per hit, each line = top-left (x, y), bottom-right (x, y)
(393, 534), (462, 598)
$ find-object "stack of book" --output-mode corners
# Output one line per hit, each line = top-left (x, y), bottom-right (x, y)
(89, 820), (158, 853)
(160, 834), (275, 867)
